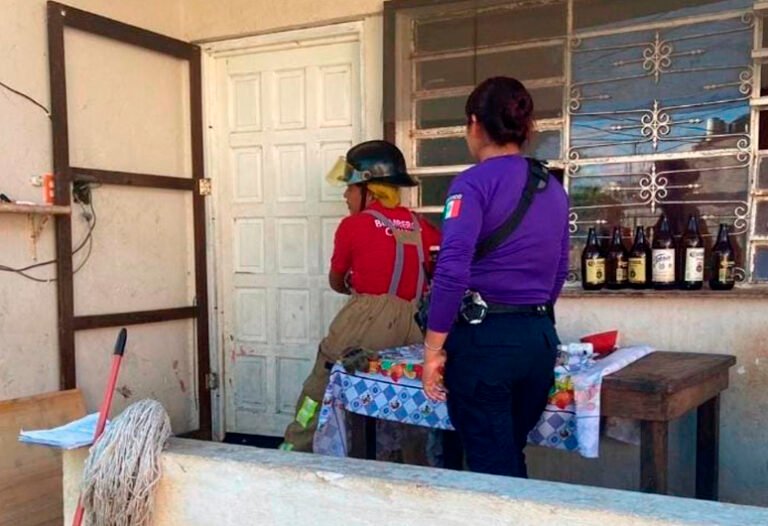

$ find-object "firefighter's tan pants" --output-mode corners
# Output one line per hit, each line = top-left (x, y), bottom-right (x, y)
(282, 294), (427, 463)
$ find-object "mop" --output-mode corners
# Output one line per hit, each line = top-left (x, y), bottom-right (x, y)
(79, 399), (172, 526)
(70, 328), (173, 526)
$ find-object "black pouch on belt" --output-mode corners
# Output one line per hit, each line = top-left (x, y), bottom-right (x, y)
(459, 291), (489, 324)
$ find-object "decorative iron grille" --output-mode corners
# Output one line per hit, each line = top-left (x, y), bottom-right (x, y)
(389, 0), (768, 283)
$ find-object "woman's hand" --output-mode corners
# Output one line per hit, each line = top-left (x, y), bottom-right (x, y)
(423, 347), (447, 402)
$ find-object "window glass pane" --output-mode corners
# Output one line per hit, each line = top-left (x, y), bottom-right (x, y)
(416, 86), (563, 130)
(755, 246), (768, 280)
(570, 17), (751, 159)
(421, 174), (457, 207)
(756, 201), (768, 237)
(414, 13), (474, 54)
(567, 156), (749, 237)
(758, 155), (768, 190)
(416, 86), (562, 130)
(760, 108), (768, 150)
(417, 97), (466, 129)
(417, 45), (564, 92)
(415, 2), (566, 53)
(573, 0), (751, 32)
(417, 137), (473, 166)
(532, 86), (564, 120)
(527, 130), (561, 160)
(422, 213), (444, 231)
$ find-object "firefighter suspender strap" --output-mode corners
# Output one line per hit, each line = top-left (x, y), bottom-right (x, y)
(362, 210), (425, 302)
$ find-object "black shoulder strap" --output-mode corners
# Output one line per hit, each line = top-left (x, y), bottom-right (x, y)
(474, 158), (550, 261)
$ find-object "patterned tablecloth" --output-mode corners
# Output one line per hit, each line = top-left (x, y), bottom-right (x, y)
(313, 344), (654, 459)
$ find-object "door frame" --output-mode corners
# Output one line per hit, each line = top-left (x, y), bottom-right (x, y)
(201, 19), (382, 439)
(48, 2), (212, 435)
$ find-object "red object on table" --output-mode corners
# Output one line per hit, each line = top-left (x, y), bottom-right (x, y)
(581, 330), (619, 355)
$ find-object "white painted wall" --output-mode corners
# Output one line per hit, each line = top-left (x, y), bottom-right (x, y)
(0, 0), (198, 433)
(62, 439), (768, 526)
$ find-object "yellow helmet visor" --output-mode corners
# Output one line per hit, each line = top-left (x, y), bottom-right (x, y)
(325, 157), (353, 187)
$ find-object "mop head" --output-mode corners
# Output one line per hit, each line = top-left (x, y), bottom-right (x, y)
(80, 399), (172, 526)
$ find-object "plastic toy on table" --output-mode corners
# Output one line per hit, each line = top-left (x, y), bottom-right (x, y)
(367, 343), (425, 382)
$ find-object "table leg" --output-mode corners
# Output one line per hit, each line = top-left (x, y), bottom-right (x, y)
(640, 420), (669, 494)
(348, 412), (376, 460)
(696, 395), (720, 501)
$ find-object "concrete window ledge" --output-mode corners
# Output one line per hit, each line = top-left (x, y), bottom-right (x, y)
(63, 438), (768, 525)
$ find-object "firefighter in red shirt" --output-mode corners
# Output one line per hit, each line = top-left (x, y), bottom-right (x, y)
(281, 141), (441, 459)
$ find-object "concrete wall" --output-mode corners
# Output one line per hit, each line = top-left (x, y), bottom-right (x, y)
(62, 439), (768, 526)
(0, 0), (198, 433)
(533, 295), (768, 507)
(183, 0), (383, 41)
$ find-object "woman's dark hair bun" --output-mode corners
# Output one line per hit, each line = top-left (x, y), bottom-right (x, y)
(465, 77), (534, 146)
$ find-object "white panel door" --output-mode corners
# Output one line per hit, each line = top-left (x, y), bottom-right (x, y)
(215, 41), (359, 435)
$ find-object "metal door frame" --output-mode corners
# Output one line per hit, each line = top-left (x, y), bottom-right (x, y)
(47, 1), (212, 436)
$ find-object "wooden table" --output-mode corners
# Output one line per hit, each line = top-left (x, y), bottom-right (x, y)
(601, 351), (735, 500)
(349, 351), (735, 500)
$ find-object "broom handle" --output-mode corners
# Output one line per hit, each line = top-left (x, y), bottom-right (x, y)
(71, 328), (127, 526)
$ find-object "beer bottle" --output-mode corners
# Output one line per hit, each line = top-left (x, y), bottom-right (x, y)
(679, 215), (704, 290)
(709, 224), (735, 290)
(628, 226), (651, 289)
(652, 214), (677, 290)
(581, 227), (605, 290)
(606, 226), (629, 289)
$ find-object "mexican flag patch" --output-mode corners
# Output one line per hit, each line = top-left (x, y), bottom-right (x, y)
(443, 194), (462, 220)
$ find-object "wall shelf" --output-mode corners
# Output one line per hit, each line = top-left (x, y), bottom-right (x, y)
(560, 287), (768, 299)
(0, 203), (71, 215)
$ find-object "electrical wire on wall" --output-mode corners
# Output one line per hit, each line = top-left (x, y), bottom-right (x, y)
(0, 185), (98, 282)
(1, 77), (94, 282)
(0, 79), (51, 117)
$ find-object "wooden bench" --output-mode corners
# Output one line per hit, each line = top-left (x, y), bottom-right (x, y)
(350, 351), (735, 500)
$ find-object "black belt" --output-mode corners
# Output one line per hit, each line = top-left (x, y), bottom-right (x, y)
(486, 303), (551, 315)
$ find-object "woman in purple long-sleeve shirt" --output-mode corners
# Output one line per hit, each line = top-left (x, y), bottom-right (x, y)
(422, 77), (570, 478)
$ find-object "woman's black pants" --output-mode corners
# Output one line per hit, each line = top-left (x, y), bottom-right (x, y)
(444, 311), (559, 478)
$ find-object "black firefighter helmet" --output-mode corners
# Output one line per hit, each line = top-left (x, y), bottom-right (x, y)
(326, 140), (418, 188)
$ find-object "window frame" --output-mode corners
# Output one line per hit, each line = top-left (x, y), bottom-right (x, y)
(384, 0), (768, 285)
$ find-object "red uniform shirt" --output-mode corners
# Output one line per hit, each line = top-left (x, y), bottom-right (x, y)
(330, 201), (441, 301)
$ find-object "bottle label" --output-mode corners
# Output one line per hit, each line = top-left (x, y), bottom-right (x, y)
(718, 259), (735, 283)
(616, 260), (628, 282)
(585, 258), (605, 284)
(684, 248), (705, 282)
(652, 248), (676, 283)
(629, 257), (646, 284)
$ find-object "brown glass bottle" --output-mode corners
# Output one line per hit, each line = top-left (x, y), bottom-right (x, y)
(606, 226), (629, 289)
(709, 224), (735, 290)
(581, 227), (605, 290)
(628, 226), (651, 289)
(679, 215), (704, 290)
(652, 215), (677, 290)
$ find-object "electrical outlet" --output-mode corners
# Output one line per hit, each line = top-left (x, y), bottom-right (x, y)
(30, 175), (43, 187)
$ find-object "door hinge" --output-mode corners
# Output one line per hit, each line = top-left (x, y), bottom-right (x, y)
(198, 178), (212, 196)
(205, 372), (219, 390)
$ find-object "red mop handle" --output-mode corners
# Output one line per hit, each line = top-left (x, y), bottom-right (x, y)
(72, 328), (127, 526)
(93, 328), (127, 438)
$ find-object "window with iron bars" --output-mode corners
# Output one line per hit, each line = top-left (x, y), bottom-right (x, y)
(385, 0), (768, 284)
